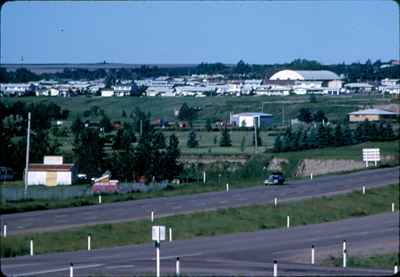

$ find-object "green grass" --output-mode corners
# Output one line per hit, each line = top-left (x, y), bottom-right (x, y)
(321, 253), (400, 269)
(1, 183), (398, 258)
(2, 95), (392, 125)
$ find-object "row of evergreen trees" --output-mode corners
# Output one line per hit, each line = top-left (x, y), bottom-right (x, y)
(273, 120), (397, 153)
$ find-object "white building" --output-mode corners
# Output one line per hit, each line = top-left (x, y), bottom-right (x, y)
(101, 89), (114, 97)
(27, 156), (76, 186)
(230, 112), (273, 128)
(269, 69), (343, 95)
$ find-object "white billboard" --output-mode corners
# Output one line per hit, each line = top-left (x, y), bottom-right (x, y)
(362, 148), (380, 167)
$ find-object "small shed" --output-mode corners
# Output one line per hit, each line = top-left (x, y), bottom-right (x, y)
(27, 156), (76, 186)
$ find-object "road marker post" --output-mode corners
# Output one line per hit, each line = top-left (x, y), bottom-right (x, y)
(176, 257), (180, 277)
(69, 263), (74, 277)
(203, 171), (206, 184)
(98, 195), (102, 204)
(310, 173), (313, 180)
(394, 263), (398, 274)
(342, 249), (347, 268)
(88, 234), (91, 251)
(286, 216), (290, 228)
(392, 202), (395, 212)
(311, 245), (315, 265)
(151, 211), (154, 222)
(30, 239), (33, 256)
(226, 183), (229, 192)
(169, 228), (172, 242)
(273, 260), (278, 277)
(274, 197), (278, 207)
(342, 240), (346, 253)
(3, 224), (6, 238)
(362, 185), (366, 195)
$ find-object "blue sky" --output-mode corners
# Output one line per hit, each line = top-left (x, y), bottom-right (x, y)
(1, 1), (398, 64)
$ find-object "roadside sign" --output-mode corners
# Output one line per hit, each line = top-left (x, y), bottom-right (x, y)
(152, 226), (166, 242)
(362, 148), (380, 167)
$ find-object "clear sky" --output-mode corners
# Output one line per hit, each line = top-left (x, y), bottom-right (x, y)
(1, 1), (398, 65)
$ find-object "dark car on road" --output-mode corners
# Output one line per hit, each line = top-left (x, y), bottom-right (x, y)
(264, 172), (285, 186)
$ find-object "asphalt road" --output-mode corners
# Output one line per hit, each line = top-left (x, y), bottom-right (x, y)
(2, 167), (399, 235)
(2, 212), (398, 276)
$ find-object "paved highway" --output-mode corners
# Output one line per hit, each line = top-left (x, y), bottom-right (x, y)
(2, 167), (399, 235)
(2, 212), (398, 276)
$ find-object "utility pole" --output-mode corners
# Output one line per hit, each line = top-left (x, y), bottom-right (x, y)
(140, 120), (143, 136)
(24, 112), (31, 195)
(254, 116), (258, 153)
(282, 104), (285, 127)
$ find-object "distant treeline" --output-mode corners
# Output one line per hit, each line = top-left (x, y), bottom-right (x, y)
(273, 120), (398, 153)
(1, 59), (399, 83)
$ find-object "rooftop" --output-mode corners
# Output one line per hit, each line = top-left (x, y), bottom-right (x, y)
(348, 108), (398, 115)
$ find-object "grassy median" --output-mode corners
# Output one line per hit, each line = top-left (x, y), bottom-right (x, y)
(1, 183), (398, 258)
(322, 253), (399, 269)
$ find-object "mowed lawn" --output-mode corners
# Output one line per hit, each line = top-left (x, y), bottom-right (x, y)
(1, 184), (398, 258)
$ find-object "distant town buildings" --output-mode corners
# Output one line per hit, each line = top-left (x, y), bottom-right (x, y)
(1, 70), (399, 98)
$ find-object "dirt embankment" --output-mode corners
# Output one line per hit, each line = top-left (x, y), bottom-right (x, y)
(180, 154), (251, 164)
(295, 155), (397, 177)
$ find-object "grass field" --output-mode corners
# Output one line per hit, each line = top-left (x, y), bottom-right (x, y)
(1, 183), (398, 258)
(2, 95), (394, 126)
(322, 253), (399, 270)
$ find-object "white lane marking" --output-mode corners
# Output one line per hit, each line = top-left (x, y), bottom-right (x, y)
(13, 263), (103, 276)
(151, 252), (203, 260)
(106, 265), (134, 269)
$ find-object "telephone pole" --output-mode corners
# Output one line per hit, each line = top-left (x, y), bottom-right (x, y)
(254, 116), (258, 153)
(24, 112), (31, 194)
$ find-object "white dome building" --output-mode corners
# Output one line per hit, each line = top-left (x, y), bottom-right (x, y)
(268, 69), (343, 95)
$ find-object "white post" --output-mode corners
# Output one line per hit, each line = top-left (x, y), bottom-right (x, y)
(310, 173), (313, 180)
(394, 263), (398, 274)
(203, 171), (206, 184)
(342, 249), (347, 268)
(169, 228), (172, 242)
(151, 211), (154, 222)
(98, 195), (102, 204)
(176, 257), (180, 277)
(392, 202), (395, 212)
(286, 216), (290, 228)
(156, 242), (160, 277)
(30, 239), (33, 256)
(374, 160), (377, 167)
(362, 185), (365, 195)
(273, 260), (278, 277)
(365, 161), (368, 168)
(226, 183), (229, 192)
(274, 197), (278, 207)
(311, 245), (315, 265)
(342, 240), (346, 253)
(69, 263), (74, 277)
(3, 224), (6, 238)
(88, 234), (91, 251)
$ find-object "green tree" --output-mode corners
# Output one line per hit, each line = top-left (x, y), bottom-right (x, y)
(342, 123), (354, 145)
(240, 136), (246, 152)
(187, 130), (199, 148)
(161, 134), (183, 181)
(219, 126), (232, 147)
(71, 115), (84, 136)
(297, 108), (313, 123)
(205, 118), (212, 132)
(178, 103), (197, 124)
(273, 135), (282, 153)
(334, 124), (344, 146)
(313, 110), (327, 123)
(100, 113), (113, 133)
(73, 128), (105, 178)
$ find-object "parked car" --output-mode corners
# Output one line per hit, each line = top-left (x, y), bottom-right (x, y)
(264, 172), (285, 186)
(0, 167), (14, 181)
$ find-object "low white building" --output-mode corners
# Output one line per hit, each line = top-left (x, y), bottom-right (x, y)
(101, 89), (114, 97)
(230, 112), (273, 128)
(27, 156), (76, 186)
